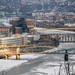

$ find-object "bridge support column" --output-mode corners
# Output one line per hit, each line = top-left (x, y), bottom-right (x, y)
(5, 55), (9, 60)
(16, 54), (20, 60)
(16, 47), (20, 60)
(68, 35), (69, 42)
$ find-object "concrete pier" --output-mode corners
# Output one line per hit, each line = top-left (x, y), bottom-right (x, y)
(16, 54), (20, 60)
(5, 55), (9, 60)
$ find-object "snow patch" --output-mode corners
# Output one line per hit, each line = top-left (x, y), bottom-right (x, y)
(0, 54), (45, 72)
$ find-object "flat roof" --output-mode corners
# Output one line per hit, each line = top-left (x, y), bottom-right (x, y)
(37, 30), (75, 35)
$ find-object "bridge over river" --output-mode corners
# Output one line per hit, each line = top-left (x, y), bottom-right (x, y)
(36, 29), (75, 43)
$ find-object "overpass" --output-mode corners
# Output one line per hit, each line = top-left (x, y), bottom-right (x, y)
(0, 44), (30, 60)
(0, 45), (54, 60)
(0, 43), (75, 60)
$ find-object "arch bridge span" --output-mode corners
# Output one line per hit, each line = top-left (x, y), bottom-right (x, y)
(36, 29), (75, 43)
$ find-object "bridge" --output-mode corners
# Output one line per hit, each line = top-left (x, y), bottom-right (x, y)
(0, 44), (30, 60)
(0, 44), (75, 60)
(35, 28), (75, 43)
(0, 45), (54, 60)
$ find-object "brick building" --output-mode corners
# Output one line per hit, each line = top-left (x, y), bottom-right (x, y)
(26, 19), (35, 34)
(11, 18), (35, 34)
(0, 26), (10, 36)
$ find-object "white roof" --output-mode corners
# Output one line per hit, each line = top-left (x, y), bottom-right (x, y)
(37, 30), (75, 35)
(2, 22), (12, 27)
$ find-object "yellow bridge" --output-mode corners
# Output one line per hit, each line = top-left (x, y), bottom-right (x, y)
(0, 44), (54, 60)
(0, 44), (30, 60)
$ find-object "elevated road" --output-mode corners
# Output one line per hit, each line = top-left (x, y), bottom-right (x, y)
(0, 44), (30, 48)
(0, 44), (30, 60)
(0, 44), (54, 60)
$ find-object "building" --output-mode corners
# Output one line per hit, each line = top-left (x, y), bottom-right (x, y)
(15, 27), (22, 34)
(0, 18), (11, 36)
(11, 17), (35, 34)
(11, 17), (20, 34)
(26, 19), (35, 34)
(0, 26), (10, 36)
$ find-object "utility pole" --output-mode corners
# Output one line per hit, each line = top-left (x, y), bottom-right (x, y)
(58, 50), (70, 75)
(64, 50), (70, 75)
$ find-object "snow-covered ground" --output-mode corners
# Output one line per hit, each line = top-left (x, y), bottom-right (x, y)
(0, 60), (27, 72)
(21, 61), (75, 75)
(30, 62), (60, 75)
(0, 56), (75, 75)
(0, 54), (45, 72)
(20, 43), (75, 75)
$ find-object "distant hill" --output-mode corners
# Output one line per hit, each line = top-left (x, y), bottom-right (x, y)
(0, 0), (75, 13)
